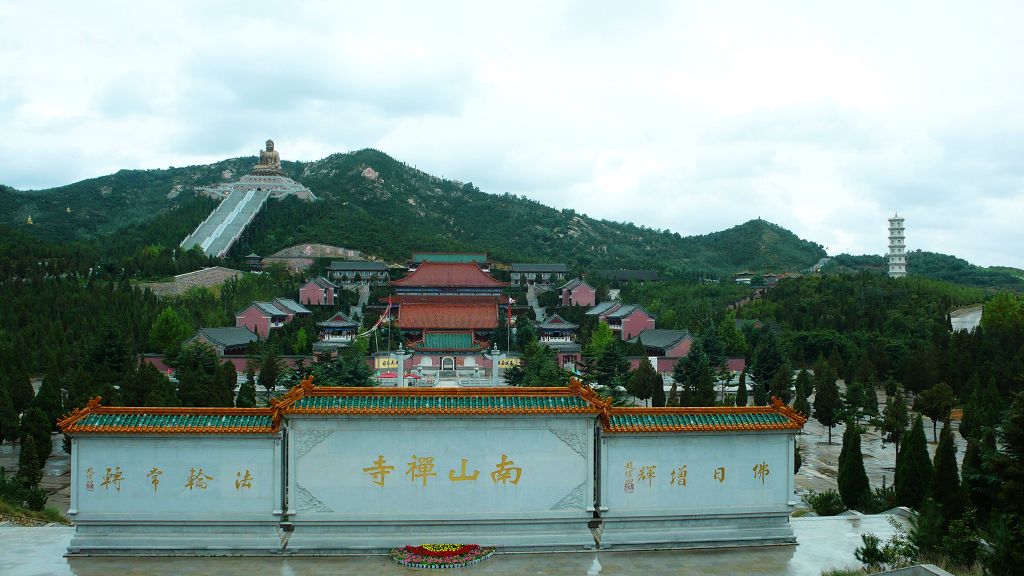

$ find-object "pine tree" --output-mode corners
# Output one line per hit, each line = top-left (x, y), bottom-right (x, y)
(895, 414), (933, 510)
(0, 383), (20, 443)
(862, 377), (880, 417)
(959, 376), (1001, 441)
(879, 389), (909, 454)
(235, 367), (257, 408)
(20, 407), (52, 468)
(814, 368), (842, 443)
(768, 365), (793, 404)
(795, 368), (812, 399)
(695, 364), (716, 407)
(914, 382), (955, 442)
(7, 366), (34, 414)
(218, 361), (238, 407)
(652, 378), (666, 407)
(838, 421), (870, 511)
(794, 388), (811, 417)
(961, 436), (996, 521)
(929, 423), (966, 521)
(173, 343), (223, 407)
(734, 368), (748, 407)
(32, 369), (64, 430)
(991, 391), (1024, 524)
(628, 360), (660, 405)
(753, 378), (768, 406)
(257, 348), (281, 399)
(16, 433), (43, 488)
(750, 328), (786, 392)
(700, 322), (726, 371)
(844, 380), (865, 423)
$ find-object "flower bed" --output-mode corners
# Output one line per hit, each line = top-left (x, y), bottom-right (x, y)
(390, 544), (496, 569)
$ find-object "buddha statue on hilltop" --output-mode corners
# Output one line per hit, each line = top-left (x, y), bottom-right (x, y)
(253, 139), (283, 174)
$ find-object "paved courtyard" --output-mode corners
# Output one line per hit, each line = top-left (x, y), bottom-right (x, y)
(0, 513), (907, 576)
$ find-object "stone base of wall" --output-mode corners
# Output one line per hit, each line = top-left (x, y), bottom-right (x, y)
(285, 518), (597, 552)
(598, 511), (795, 549)
(68, 522), (283, 555)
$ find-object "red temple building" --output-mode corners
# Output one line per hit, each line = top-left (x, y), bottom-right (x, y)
(389, 261), (506, 373)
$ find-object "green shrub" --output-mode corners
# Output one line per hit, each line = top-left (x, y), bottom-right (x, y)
(803, 489), (845, 516)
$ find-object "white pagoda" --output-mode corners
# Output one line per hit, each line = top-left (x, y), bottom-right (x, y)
(887, 213), (906, 278)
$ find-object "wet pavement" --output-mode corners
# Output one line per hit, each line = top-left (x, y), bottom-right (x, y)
(0, 513), (907, 576)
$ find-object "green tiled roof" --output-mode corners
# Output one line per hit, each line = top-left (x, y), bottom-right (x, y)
(291, 394), (594, 412)
(422, 332), (475, 350)
(608, 411), (793, 430)
(74, 412), (273, 431)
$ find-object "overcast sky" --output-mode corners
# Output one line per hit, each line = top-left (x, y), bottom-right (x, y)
(1, 1), (1022, 268)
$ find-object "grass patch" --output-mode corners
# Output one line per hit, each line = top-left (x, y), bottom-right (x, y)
(0, 496), (71, 525)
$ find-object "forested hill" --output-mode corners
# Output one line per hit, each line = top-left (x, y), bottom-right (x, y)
(4, 148), (826, 276)
(827, 252), (1024, 291)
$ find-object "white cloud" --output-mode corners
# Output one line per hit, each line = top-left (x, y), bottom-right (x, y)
(0, 0), (1022, 268)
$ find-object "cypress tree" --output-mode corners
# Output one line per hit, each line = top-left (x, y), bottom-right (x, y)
(735, 368), (748, 407)
(218, 361), (238, 407)
(814, 367), (841, 443)
(895, 414), (933, 510)
(750, 328), (785, 391)
(930, 423), (965, 521)
(257, 348), (281, 399)
(33, 369), (65, 430)
(838, 421), (870, 511)
(862, 377), (880, 417)
(844, 380), (865, 422)
(8, 366), (34, 414)
(753, 377), (768, 406)
(795, 368), (812, 399)
(627, 360), (659, 405)
(666, 381), (679, 407)
(768, 365), (793, 404)
(16, 433), (43, 488)
(961, 436), (996, 521)
(236, 365), (258, 408)
(794, 387), (811, 417)
(20, 407), (53, 468)
(652, 378), (667, 408)
(695, 365), (715, 407)
(879, 389), (909, 454)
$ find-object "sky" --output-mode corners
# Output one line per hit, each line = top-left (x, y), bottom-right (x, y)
(1, 1), (1022, 268)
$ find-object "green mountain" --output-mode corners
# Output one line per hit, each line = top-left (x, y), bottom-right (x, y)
(827, 252), (1024, 290)
(3, 148), (827, 277)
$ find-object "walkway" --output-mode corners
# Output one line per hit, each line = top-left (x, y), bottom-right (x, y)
(180, 189), (271, 257)
(525, 283), (547, 321)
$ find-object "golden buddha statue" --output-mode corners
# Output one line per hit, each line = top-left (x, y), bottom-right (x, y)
(253, 139), (283, 174)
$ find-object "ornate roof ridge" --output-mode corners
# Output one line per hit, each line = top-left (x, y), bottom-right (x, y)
(57, 396), (280, 435)
(601, 396), (807, 433)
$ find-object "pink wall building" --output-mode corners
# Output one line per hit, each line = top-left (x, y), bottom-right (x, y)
(604, 304), (656, 340)
(559, 278), (597, 307)
(299, 276), (339, 306)
(235, 302), (288, 339)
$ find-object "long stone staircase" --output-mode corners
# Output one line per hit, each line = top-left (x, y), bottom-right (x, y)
(180, 188), (271, 257)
